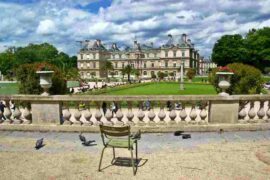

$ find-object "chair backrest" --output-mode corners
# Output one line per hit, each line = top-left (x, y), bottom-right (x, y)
(100, 125), (130, 137)
(99, 125), (131, 147)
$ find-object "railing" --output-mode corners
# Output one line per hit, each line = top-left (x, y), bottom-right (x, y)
(0, 95), (270, 126)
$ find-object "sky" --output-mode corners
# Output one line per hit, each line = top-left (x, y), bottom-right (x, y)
(0, 0), (270, 58)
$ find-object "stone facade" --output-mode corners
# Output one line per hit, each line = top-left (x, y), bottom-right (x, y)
(77, 34), (201, 79)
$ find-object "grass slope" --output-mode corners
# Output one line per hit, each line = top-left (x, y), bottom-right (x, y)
(103, 82), (216, 95)
(0, 83), (19, 95)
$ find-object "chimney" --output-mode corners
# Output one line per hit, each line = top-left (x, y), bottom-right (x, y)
(168, 34), (172, 38)
(96, 39), (101, 46)
(181, 33), (187, 43)
(112, 43), (117, 49)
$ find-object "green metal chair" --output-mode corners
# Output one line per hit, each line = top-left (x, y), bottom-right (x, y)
(98, 125), (141, 175)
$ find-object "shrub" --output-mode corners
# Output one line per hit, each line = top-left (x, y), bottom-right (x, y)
(209, 63), (263, 94)
(16, 62), (67, 95)
(186, 68), (196, 80)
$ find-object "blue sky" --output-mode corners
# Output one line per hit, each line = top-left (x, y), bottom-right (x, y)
(0, 0), (270, 58)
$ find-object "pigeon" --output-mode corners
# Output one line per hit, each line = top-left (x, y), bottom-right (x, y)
(79, 133), (86, 143)
(35, 138), (44, 150)
(174, 131), (184, 136)
(82, 140), (96, 146)
(218, 129), (224, 134)
(182, 134), (191, 139)
(131, 130), (141, 140)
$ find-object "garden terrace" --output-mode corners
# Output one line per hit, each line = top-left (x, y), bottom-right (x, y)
(0, 94), (270, 132)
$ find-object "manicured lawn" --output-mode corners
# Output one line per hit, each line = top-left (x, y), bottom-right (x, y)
(0, 83), (19, 95)
(103, 82), (216, 95)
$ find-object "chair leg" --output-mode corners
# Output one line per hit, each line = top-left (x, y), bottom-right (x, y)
(98, 147), (106, 171)
(113, 147), (115, 159)
(130, 149), (136, 175)
(136, 142), (138, 161)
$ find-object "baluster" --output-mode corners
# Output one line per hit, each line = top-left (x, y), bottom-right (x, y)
(115, 102), (124, 125)
(12, 104), (22, 124)
(199, 101), (207, 124)
(3, 100), (12, 124)
(22, 106), (32, 124)
(148, 108), (156, 126)
(169, 109), (177, 124)
(248, 101), (257, 123)
(238, 101), (247, 123)
(179, 103), (187, 123)
(257, 101), (266, 121)
(126, 101), (134, 126)
(94, 102), (102, 126)
(62, 102), (72, 125)
(189, 104), (197, 124)
(266, 101), (270, 123)
(104, 101), (113, 125)
(137, 102), (145, 126)
(158, 102), (166, 125)
(73, 103), (82, 125)
(83, 102), (92, 126)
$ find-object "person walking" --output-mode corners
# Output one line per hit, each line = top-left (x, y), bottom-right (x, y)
(102, 102), (107, 116)
(0, 101), (6, 120)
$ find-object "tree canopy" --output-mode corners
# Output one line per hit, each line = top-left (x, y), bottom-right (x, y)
(0, 43), (77, 78)
(212, 27), (270, 72)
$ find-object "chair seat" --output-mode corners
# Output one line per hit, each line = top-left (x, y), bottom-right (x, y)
(107, 139), (136, 148)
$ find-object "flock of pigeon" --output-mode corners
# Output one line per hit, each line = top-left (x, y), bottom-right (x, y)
(34, 133), (96, 150)
(34, 129), (225, 150)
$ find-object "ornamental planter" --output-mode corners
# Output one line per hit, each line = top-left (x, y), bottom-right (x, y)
(216, 72), (234, 96)
(36, 71), (54, 96)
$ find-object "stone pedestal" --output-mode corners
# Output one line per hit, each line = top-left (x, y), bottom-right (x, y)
(31, 102), (61, 124)
(209, 100), (239, 124)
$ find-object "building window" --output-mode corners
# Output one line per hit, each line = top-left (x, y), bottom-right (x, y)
(154, 53), (157, 58)
(182, 51), (185, 57)
(143, 71), (147, 75)
(122, 62), (125, 68)
(151, 62), (154, 68)
(151, 71), (155, 75)
(115, 71), (118, 75)
(115, 62), (118, 68)
(173, 51), (176, 57)
(165, 51), (168, 57)
(173, 63), (176, 67)
(112, 55), (115, 59)
(93, 54), (96, 59)
(165, 61), (168, 67)
(173, 71), (176, 76)
(80, 54), (83, 60)
(93, 62), (96, 68)
(144, 63), (146, 68)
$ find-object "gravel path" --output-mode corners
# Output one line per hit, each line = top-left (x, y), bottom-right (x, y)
(0, 130), (270, 179)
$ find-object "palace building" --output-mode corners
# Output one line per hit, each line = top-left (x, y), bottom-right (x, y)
(77, 34), (202, 79)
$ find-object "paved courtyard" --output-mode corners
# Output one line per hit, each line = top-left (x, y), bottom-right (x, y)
(0, 130), (270, 179)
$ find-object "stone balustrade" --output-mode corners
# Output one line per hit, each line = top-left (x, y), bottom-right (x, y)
(0, 95), (270, 127)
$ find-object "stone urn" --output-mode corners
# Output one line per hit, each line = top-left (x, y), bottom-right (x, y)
(216, 72), (234, 96)
(36, 71), (54, 96)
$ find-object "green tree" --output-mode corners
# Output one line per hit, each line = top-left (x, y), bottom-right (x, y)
(212, 34), (248, 66)
(186, 68), (196, 81)
(124, 65), (133, 83)
(16, 62), (67, 95)
(245, 27), (270, 70)
(157, 71), (165, 80)
(101, 61), (114, 80)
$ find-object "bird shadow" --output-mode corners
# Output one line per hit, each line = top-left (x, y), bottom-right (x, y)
(82, 142), (97, 147)
(35, 144), (46, 150)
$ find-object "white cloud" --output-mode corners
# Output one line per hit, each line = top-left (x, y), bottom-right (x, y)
(36, 19), (57, 35)
(0, 0), (270, 57)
